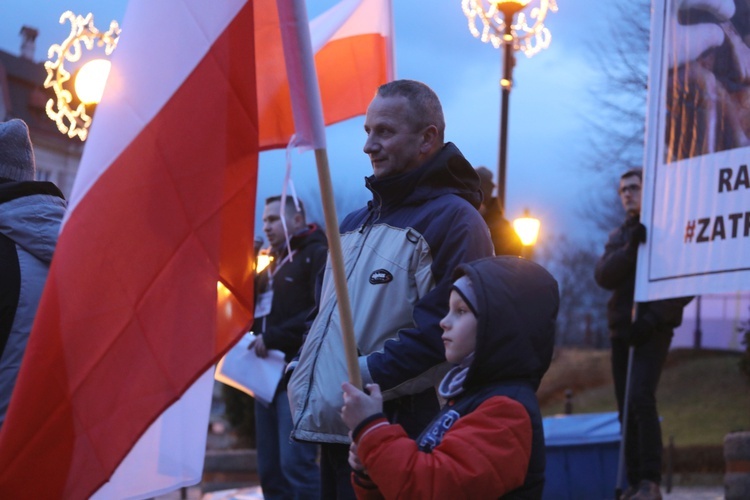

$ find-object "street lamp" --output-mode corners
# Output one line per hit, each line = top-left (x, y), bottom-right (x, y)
(44, 11), (120, 141)
(462, 0), (557, 212)
(513, 208), (541, 259)
(74, 59), (112, 105)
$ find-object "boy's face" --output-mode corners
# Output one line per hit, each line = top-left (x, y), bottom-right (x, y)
(440, 290), (478, 364)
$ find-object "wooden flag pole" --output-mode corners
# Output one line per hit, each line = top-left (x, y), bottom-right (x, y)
(314, 148), (362, 389)
(277, 0), (361, 389)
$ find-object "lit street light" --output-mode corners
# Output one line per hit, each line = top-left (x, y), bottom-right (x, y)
(74, 59), (112, 105)
(462, 0), (557, 213)
(513, 208), (541, 259)
(44, 11), (120, 141)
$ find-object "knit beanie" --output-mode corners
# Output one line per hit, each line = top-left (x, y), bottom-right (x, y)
(0, 119), (36, 182)
(451, 275), (478, 316)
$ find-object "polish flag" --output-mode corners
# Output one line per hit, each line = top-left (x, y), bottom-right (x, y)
(312, 0), (395, 129)
(0, 1), (257, 498)
(0, 0), (392, 499)
(259, 0), (394, 150)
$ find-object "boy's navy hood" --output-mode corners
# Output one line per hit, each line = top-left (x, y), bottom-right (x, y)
(453, 256), (559, 391)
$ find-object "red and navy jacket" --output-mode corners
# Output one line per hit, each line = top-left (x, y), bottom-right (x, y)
(351, 257), (559, 499)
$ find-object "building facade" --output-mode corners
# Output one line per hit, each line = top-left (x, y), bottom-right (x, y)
(0, 27), (83, 197)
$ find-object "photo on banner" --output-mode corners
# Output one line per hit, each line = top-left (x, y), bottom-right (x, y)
(636, 0), (750, 301)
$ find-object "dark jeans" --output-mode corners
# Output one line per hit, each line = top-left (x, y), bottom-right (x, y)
(611, 329), (672, 486)
(321, 442), (357, 500)
(255, 389), (320, 500)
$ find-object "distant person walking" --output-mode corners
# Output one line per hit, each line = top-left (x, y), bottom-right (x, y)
(250, 195), (326, 500)
(0, 119), (66, 427)
(475, 166), (522, 256)
(594, 168), (692, 500)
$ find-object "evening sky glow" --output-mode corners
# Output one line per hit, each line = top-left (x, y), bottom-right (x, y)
(0, 0), (617, 244)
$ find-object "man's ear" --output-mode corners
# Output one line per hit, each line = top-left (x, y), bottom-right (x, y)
(292, 212), (305, 229)
(419, 125), (439, 155)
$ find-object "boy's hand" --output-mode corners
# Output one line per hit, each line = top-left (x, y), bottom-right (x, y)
(348, 439), (366, 473)
(341, 382), (382, 431)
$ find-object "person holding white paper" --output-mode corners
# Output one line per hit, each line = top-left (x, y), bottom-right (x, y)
(251, 195), (327, 500)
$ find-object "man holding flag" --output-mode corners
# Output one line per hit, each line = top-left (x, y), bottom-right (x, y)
(288, 79), (494, 498)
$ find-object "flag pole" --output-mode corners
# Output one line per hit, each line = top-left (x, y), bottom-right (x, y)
(278, 0), (361, 389)
(314, 148), (362, 389)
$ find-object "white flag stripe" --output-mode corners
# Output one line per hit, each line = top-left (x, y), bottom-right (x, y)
(310, 0), (362, 51)
(91, 369), (214, 500)
(279, 0), (327, 150)
(67, 0), (247, 220)
(329, 0), (390, 40)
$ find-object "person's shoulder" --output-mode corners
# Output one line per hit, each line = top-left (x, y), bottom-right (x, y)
(340, 204), (371, 231)
(0, 180), (65, 204)
(425, 192), (482, 216)
(430, 194), (487, 229)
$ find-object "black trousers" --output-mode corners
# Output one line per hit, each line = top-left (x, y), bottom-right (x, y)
(320, 443), (356, 500)
(611, 329), (672, 486)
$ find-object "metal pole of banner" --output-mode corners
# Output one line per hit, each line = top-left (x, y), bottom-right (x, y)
(615, 300), (640, 498)
(615, 344), (635, 499)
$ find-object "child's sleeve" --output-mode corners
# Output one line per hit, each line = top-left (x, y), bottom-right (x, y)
(355, 396), (532, 499)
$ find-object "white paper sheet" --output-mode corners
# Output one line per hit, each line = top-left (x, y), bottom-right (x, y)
(214, 333), (286, 405)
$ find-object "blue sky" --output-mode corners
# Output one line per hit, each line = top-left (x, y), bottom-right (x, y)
(0, 0), (617, 245)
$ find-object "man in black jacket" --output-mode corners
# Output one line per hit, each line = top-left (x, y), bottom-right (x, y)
(250, 195), (327, 500)
(475, 166), (522, 256)
(595, 168), (692, 500)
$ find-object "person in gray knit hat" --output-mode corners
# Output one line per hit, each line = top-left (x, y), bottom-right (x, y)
(0, 119), (66, 428)
(0, 119), (36, 182)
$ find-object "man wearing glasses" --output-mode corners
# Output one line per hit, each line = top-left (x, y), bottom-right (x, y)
(595, 168), (692, 500)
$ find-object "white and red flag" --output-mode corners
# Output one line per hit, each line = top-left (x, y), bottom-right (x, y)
(0, 0), (392, 498)
(259, 0), (394, 150)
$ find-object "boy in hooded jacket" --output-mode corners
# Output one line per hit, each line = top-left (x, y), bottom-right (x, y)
(341, 256), (559, 499)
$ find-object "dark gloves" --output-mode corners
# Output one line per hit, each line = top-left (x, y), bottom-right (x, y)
(625, 317), (656, 346)
(629, 223), (647, 247)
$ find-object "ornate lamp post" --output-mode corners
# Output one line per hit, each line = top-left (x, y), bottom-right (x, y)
(462, 0), (557, 212)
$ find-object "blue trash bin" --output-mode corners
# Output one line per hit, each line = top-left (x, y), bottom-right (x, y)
(542, 412), (621, 500)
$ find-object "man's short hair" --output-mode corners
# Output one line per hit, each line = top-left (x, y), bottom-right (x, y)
(265, 195), (306, 222)
(376, 80), (445, 142)
(621, 168), (643, 182)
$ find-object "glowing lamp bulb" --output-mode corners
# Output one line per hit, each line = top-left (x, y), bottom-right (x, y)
(493, 0), (531, 15)
(74, 59), (111, 105)
(513, 213), (541, 246)
(256, 253), (273, 273)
